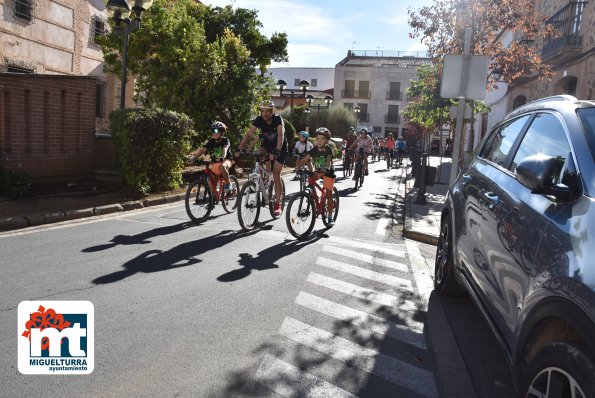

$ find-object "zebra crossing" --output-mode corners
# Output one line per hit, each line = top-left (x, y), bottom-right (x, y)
(254, 239), (439, 398)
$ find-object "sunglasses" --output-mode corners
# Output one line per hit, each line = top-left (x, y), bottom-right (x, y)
(211, 129), (221, 134)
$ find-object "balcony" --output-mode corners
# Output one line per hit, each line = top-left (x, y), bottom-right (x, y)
(542, 1), (587, 64)
(386, 91), (403, 101)
(358, 113), (369, 123)
(342, 90), (371, 99)
(385, 114), (401, 124)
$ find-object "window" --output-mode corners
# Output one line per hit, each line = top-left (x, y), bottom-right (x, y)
(511, 113), (570, 175)
(91, 15), (106, 44)
(294, 78), (301, 86)
(358, 81), (370, 98)
(513, 95), (526, 110)
(387, 105), (399, 123)
(481, 115), (531, 168)
(96, 82), (107, 118)
(14, 0), (32, 21)
(311, 79), (317, 87)
(7, 65), (34, 73)
(372, 126), (382, 133)
(389, 82), (401, 100)
(344, 80), (355, 97)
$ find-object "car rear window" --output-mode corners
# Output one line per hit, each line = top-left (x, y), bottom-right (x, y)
(481, 115), (531, 168)
(577, 108), (595, 163)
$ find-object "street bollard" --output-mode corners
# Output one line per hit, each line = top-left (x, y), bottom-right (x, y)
(415, 153), (428, 205)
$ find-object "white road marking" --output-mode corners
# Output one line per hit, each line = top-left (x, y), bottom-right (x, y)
(326, 236), (407, 258)
(322, 245), (409, 273)
(255, 354), (357, 398)
(405, 240), (435, 308)
(279, 317), (438, 398)
(295, 291), (426, 347)
(316, 257), (413, 291)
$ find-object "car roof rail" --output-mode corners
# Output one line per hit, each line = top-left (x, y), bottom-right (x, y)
(506, 95), (579, 118)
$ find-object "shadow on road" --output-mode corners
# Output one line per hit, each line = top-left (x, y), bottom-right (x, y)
(92, 228), (259, 285)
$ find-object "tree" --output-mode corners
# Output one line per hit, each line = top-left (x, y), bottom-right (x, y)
(99, 0), (288, 145)
(408, 0), (554, 88)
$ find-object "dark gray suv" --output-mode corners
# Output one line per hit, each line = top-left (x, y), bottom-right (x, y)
(435, 95), (595, 397)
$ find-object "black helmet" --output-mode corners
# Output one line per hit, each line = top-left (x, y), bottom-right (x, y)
(315, 127), (331, 140)
(210, 121), (227, 135)
(359, 128), (368, 134)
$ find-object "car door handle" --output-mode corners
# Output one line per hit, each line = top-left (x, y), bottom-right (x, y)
(462, 174), (472, 184)
(483, 192), (499, 209)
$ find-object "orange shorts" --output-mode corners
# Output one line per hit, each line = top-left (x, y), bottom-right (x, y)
(209, 162), (222, 175)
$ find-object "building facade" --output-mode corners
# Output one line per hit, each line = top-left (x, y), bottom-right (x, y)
(507, 0), (594, 109)
(334, 51), (433, 138)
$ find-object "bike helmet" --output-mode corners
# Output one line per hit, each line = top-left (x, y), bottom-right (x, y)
(299, 131), (309, 140)
(315, 127), (331, 140)
(210, 121), (227, 135)
(348, 126), (355, 133)
(259, 100), (275, 110)
(359, 127), (368, 135)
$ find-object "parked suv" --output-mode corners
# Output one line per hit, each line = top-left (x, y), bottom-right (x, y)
(435, 95), (595, 397)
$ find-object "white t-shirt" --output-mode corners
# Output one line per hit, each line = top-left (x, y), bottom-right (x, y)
(293, 141), (313, 156)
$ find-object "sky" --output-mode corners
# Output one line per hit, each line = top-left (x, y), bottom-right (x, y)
(205, 0), (435, 68)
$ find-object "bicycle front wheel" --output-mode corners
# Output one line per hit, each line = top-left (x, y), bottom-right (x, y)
(185, 179), (213, 224)
(221, 175), (240, 214)
(268, 179), (286, 219)
(286, 191), (315, 240)
(353, 162), (361, 190)
(237, 181), (260, 230)
(321, 187), (340, 228)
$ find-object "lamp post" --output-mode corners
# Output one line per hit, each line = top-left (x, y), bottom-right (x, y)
(354, 105), (361, 130)
(299, 79), (310, 97)
(304, 107), (311, 132)
(104, 0), (153, 109)
(277, 79), (295, 123)
(306, 94), (333, 130)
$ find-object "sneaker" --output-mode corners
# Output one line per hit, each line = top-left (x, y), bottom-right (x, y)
(273, 203), (282, 216)
(327, 216), (334, 226)
(364, 171), (369, 176)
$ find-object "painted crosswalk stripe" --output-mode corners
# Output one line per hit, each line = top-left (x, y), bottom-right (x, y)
(255, 354), (357, 398)
(323, 245), (409, 273)
(327, 236), (407, 258)
(295, 292), (426, 348)
(316, 256), (413, 291)
(279, 317), (438, 398)
(374, 197), (394, 235)
(306, 273), (423, 329)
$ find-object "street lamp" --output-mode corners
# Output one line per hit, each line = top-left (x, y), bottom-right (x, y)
(277, 79), (296, 123)
(304, 106), (311, 132)
(104, 0), (153, 109)
(354, 105), (361, 130)
(306, 95), (333, 130)
(299, 80), (310, 97)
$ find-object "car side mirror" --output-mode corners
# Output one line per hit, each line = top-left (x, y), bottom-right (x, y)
(516, 154), (577, 202)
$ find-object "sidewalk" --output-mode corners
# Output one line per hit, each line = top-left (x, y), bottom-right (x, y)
(402, 155), (451, 246)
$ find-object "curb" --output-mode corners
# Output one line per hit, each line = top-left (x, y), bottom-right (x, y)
(0, 167), (297, 232)
(403, 230), (438, 246)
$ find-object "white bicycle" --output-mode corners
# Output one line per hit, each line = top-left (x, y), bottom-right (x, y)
(236, 152), (286, 230)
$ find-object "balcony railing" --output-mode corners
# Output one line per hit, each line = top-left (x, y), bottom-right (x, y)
(386, 91), (403, 100)
(542, 1), (586, 63)
(385, 114), (401, 124)
(357, 113), (369, 123)
(342, 90), (371, 99)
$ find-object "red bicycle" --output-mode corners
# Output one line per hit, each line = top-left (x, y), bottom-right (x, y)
(285, 170), (339, 240)
(184, 158), (239, 223)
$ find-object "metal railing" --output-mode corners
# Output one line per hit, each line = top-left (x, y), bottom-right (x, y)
(385, 114), (400, 124)
(386, 91), (403, 100)
(341, 90), (371, 99)
(351, 50), (429, 58)
(542, 1), (587, 61)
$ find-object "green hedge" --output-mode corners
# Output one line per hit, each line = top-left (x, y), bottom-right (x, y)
(0, 164), (30, 198)
(109, 108), (197, 195)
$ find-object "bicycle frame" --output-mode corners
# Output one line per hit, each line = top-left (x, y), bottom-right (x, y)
(306, 173), (329, 217)
(246, 155), (273, 201)
(198, 161), (226, 202)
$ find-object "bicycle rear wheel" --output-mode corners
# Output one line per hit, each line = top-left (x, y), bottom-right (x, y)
(221, 175), (240, 213)
(185, 178), (213, 223)
(268, 179), (286, 219)
(321, 187), (340, 228)
(237, 181), (260, 230)
(286, 191), (315, 240)
(353, 162), (361, 190)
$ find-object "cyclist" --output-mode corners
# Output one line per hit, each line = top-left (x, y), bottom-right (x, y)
(236, 101), (288, 216)
(188, 121), (234, 192)
(372, 137), (380, 162)
(379, 138), (386, 160)
(396, 136), (406, 165)
(385, 133), (396, 165)
(292, 131), (313, 179)
(295, 127), (336, 226)
(348, 128), (373, 177)
(342, 127), (358, 171)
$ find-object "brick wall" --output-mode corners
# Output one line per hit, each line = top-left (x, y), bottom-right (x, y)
(0, 73), (113, 180)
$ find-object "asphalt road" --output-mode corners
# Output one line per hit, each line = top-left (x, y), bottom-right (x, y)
(0, 160), (515, 397)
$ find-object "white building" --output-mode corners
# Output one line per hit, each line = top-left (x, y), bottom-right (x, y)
(334, 51), (433, 138)
(267, 67), (334, 92)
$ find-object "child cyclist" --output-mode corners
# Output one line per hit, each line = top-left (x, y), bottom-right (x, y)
(295, 127), (336, 226)
(292, 131), (313, 179)
(188, 121), (234, 192)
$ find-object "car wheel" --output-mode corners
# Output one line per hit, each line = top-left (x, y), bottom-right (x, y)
(522, 342), (595, 398)
(434, 214), (465, 296)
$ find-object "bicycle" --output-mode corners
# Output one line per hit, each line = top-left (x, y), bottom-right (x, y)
(286, 170), (339, 240)
(342, 150), (353, 178)
(387, 148), (394, 169)
(396, 148), (405, 166)
(236, 152), (286, 230)
(184, 158), (240, 223)
(352, 149), (366, 190)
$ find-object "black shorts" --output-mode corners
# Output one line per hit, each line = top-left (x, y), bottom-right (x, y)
(262, 144), (288, 165)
